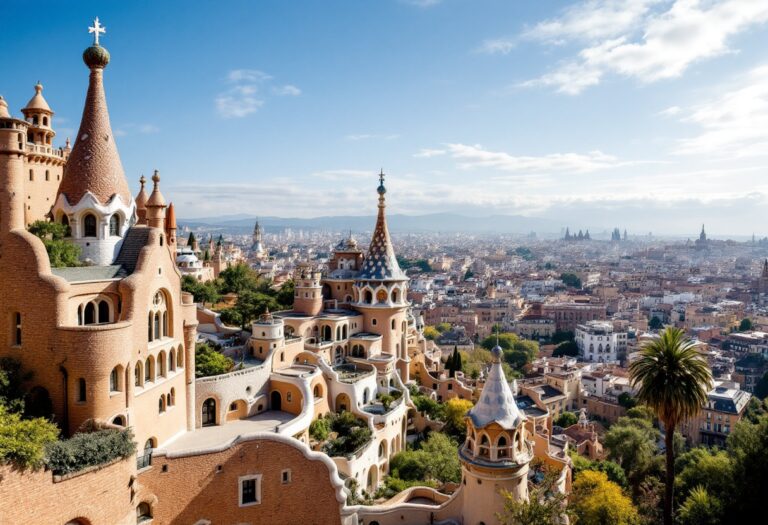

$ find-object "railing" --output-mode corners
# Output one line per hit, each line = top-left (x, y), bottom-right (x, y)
(25, 143), (65, 158)
(196, 364), (264, 384)
(137, 451), (152, 469)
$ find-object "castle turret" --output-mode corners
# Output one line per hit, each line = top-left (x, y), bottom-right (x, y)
(50, 28), (136, 264)
(21, 83), (55, 147)
(293, 263), (323, 316)
(0, 96), (28, 233)
(459, 344), (532, 524)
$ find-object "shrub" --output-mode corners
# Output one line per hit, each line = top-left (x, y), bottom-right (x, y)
(45, 428), (136, 475)
(309, 417), (330, 441)
(0, 404), (59, 469)
(195, 342), (234, 378)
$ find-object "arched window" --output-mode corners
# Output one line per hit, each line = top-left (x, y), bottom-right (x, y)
(479, 434), (490, 458)
(137, 502), (152, 523)
(84, 302), (96, 325)
(45, 170), (50, 181)
(497, 435), (508, 458)
(364, 290), (373, 304)
(98, 300), (110, 323)
(42, 116), (48, 126)
(145, 357), (154, 382)
(391, 289), (399, 303)
(158, 396), (166, 413)
(169, 350), (176, 371)
(61, 214), (70, 236)
(158, 351), (166, 377)
(313, 384), (322, 398)
(83, 214), (97, 237)
(147, 312), (153, 342)
(162, 312), (168, 337)
(109, 214), (120, 236)
(154, 312), (161, 340)
(170, 387), (175, 406)
(110, 367), (119, 392)
(77, 378), (86, 402)
(177, 346), (184, 368)
(135, 362), (143, 387)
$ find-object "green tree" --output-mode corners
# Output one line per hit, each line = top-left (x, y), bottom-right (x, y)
(726, 409), (768, 521)
(421, 432), (461, 483)
(275, 280), (295, 309)
(603, 416), (659, 487)
(0, 404), (59, 469)
(480, 333), (539, 370)
(194, 343), (233, 377)
(218, 263), (260, 294)
(309, 417), (330, 441)
(423, 326), (439, 340)
(0, 357), (32, 413)
(674, 448), (732, 507)
(498, 465), (571, 525)
(28, 220), (81, 267)
(618, 392), (637, 409)
(754, 371), (768, 400)
(187, 231), (196, 246)
(560, 272), (582, 288)
(629, 327), (712, 525)
(677, 486), (722, 525)
(443, 398), (473, 438)
(552, 340), (579, 357)
(554, 411), (578, 427)
(738, 318), (753, 332)
(232, 290), (279, 330)
(569, 470), (639, 525)
(435, 322), (451, 333)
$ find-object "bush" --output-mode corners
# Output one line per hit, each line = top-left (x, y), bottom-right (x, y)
(555, 411), (578, 428)
(0, 404), (59, 469)
(309, 417), (330, 441)
(45, 428), (136, 475)
(195, 343), (234, 378)
(28, 220), (81, 267)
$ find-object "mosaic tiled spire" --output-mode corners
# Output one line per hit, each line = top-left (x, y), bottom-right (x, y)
(468, 344), (524, 429)
(357, 170), (407, 281)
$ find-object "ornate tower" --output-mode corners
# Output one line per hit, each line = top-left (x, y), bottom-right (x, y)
(251, 219), (266, 259)
(135, 175), (149, 224)
(166, 202), (177, 261)
(145, 170), (167, 229)
(51, 22), (136, 265)
(293, 262), (324, 316)
(353, 172), (410, 379)
(459, 344), (532, 524)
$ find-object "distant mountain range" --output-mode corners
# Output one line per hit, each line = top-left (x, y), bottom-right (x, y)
(178, 213), (563, 235)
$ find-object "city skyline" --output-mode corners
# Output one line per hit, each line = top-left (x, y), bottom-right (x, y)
(2, 0), (768, 234)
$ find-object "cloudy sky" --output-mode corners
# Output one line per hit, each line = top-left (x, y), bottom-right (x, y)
(2, 0), (768, 235)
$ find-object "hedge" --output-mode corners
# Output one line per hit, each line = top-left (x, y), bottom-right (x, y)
(46, 428), (137, 475)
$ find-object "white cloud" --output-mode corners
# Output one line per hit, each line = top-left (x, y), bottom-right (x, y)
(520, 0), (768, 94)
(312, 169), (376, 181)
(113, 123), (160, 137)
(400, 0), (442, 7)
(478, 38), (516, 55)
(658, 105), (682, 117)
(442, 143), (626, 173)
(216, 70), (299, 118)
(344, 133), (400, 141)
(675, 63), (768, 157)
(274, 84), (302, 96)
(414, 148), (447, 158)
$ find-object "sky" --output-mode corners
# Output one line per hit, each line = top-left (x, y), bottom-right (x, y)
(2, 0), (768, 235)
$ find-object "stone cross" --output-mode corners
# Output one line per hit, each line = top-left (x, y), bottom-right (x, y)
(89, 17), (106, 46)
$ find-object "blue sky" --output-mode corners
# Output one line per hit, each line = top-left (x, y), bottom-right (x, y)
(2, 0), (768, 234)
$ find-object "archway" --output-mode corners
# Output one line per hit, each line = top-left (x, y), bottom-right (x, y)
(112, 415), (126, 426)
(335, 393), (350, 412)
(271, 391), (282, 411)
(25, 386), (53, 419)
(202, 398), (216, 426)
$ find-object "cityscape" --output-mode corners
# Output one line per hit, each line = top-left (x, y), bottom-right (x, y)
(1, 2), (768, 525)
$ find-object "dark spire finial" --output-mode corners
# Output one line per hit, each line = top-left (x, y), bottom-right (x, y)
(377, 169), (386, 196)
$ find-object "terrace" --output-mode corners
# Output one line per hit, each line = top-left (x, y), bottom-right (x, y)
(333, 362), (376, 383)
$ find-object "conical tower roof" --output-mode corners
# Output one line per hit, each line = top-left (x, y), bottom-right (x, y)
(357, 171), (406, 281)
(0, 96), (10, 118)
(57, 33), (131, 206)
(468, 345), (524, 429)
(23, 83), (52, 113)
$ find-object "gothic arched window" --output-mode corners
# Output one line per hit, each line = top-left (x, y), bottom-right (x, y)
(83, 214), (97, 237)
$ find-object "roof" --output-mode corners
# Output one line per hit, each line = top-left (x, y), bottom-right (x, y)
(468, 346), (524, 429)
(357, 175), (407, 281)
(23, 83), (52, 113)
(114, 227), (151, 274)
(51, 265), (125, 282)
(708, 386), (751, 414)
(57, 48), (132, 206)
(0, 96), (11, 118)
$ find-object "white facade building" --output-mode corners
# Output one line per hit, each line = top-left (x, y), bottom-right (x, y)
(575, 320), (628, 363)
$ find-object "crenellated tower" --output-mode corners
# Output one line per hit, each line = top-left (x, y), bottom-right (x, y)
(294, 262), (324, 316)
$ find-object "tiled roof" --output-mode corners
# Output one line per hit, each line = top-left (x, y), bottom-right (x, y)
(114, 227), (151, 274)
(469, 347), (524, 429)
(357, 180), (406, 281)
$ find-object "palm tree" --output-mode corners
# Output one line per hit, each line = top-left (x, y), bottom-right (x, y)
(629, 327), (712, 525)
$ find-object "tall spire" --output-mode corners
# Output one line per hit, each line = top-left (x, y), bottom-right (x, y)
(468, 339), (523, 429)
(357, 170), (406, 281)
(57, 18), (131, 206)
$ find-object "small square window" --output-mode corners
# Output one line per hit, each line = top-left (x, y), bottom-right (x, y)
(239, 474), (262, 507)
(281, 469), (291, 484)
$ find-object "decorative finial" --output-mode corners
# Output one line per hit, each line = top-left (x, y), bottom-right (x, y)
(89, 17), (106, 46)
(139, 174), (146, 187)
(152, 169), (160, 185)
(377, 169), (386, 196)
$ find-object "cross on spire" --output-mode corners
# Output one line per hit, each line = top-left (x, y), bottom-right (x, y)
(89, 17), (106, 46)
